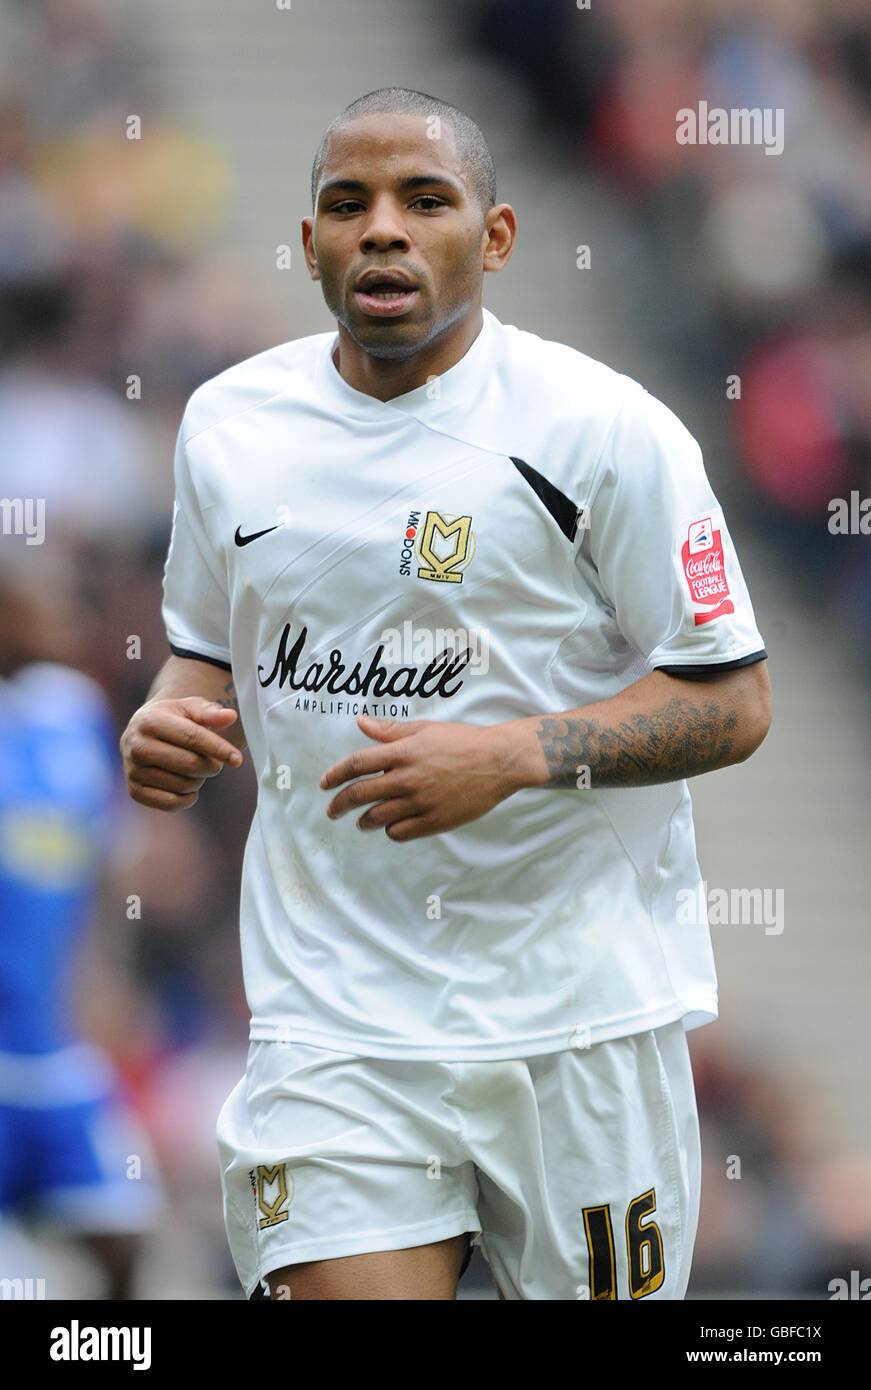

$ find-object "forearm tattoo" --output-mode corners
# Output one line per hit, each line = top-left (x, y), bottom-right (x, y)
(536, 697), (739, 788)
(215, 678), (240, 713)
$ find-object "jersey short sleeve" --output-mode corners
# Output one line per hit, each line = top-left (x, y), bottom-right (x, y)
(161, 420), (232, 670)
(586, 386), (765, 673)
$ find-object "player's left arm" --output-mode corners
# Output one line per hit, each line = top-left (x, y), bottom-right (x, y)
(500, 659), (771, 790)
(319, 662), (769, 841)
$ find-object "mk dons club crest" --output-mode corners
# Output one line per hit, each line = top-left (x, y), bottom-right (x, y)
(250, 1164), (293, 1229)
(416, 511), (475, 583)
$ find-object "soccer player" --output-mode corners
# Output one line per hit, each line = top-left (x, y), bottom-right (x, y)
(120, 88), (771, 1301)
(0, 564), (162, 1299)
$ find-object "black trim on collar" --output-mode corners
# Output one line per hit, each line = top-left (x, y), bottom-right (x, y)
(509, 456), (582, 543)
(169, 643), (232, 673)
(655, 649), (768, 679)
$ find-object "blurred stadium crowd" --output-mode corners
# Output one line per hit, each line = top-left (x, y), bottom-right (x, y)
(467, 0), (871, 671)
(0, 0), (868, 1297)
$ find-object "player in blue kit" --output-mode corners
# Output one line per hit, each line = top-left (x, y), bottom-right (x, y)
(0, 565), (161, 1298)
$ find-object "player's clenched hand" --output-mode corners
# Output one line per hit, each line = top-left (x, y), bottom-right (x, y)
(120, 696), (244, 812)
(319, 713), (519, 841)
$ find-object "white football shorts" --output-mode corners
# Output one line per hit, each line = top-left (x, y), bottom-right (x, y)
(216, 1018), (701, 1300)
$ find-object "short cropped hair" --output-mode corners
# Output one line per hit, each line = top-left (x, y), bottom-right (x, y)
(311, 87), (497, 215)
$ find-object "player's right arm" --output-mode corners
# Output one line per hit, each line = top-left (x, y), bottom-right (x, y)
(120, 655), (245, 813)
(134, 402), (242, 813)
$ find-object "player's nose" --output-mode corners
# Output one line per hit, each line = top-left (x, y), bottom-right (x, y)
(359, 195), (411, 251)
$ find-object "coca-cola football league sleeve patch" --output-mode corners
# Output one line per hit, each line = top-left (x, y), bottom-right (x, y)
(681, 514), (734, 626)
(586, 386), (766, 674)
(654, 504), (766, 672)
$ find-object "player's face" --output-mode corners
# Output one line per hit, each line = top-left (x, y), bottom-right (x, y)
(305, 114), (489, 359)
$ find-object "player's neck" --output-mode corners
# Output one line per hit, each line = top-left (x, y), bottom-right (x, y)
(331, 307), (483, 402)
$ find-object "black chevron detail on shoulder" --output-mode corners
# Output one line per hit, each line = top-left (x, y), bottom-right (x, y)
(509, 456), (582, 543)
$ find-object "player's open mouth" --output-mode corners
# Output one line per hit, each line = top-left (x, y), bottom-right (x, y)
(354, 286), (418, 317)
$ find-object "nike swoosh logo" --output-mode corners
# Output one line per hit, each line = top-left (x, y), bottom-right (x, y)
(234, 525), (280, 547)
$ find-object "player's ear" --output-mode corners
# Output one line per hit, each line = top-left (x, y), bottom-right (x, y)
(301, 218), (320, 280)
(482, 204), (516, 275)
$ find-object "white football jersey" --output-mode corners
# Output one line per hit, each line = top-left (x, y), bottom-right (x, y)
(162, 308), (766, 1059)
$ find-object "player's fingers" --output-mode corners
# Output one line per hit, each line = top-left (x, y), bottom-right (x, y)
(358, 714), (431, 742)
(137, 709), (243, 766)
(127, 763), (207, 796)
(320, 742), (401, 790)
(325, 772), (408, 819)
(384, 812), (437, 842)
(355, 797), (418, 831)
(125, 733), (225, 779)
(177, 697), (238, 727)
(128, 784), (200, 813)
